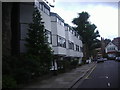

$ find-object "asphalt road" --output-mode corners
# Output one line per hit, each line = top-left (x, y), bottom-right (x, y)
(76, 60), (120, 88)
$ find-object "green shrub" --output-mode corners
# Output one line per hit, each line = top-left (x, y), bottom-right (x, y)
(3, 54), (52, 84)
(70, 59), (79, 68)
(2, 75), (17, 88)
(82, 57), (86, 64)
(63, 60), (71, 71)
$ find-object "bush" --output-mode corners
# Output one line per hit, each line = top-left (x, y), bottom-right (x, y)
(70, 59), (79, 68)
(2, 75), (17, 88)
(3, 55), (33, 84)
(2, 54), (52, 85)
(63, 60), (71, 71)
(3, 55), (38, 84)
(82, 57), (86, 64)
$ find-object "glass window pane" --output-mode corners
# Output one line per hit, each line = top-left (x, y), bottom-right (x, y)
(46, 30), (52, 44)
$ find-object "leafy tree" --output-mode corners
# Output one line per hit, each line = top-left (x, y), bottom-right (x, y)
(104, 38), (111, 46)
(72, 12), (100, 59)
(25, 7), (53, 74)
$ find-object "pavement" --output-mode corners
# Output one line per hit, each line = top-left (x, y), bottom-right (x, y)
(21, 62), (97, 89)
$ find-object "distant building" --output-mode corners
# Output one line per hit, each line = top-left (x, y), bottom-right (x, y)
(112, 37), (120, 53)
(105, 42), (118, 59)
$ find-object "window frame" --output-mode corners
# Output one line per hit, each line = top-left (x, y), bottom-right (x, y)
(45, 29), (52, 44)
(68, 41), (74, 50)
(57, 35), (66, 48)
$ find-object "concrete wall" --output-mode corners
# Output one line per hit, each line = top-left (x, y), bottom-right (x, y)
(65, 24), (83, 58)
(51, 13), (66, 56)
(19, 2), (83, 59)
(20, 3), (34, 53)
(19, 2), (52, 53)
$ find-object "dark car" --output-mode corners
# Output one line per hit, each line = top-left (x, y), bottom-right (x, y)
(115, 57), (120, 62)
(97, 58), (104, 63)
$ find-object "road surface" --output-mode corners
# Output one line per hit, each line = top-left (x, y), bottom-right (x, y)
(73, 60), (120, 88)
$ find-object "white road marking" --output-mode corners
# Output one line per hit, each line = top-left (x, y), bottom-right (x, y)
(107, 83), (110, 87)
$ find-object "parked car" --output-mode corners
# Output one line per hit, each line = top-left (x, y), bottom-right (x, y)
(97, 58), (104, 63)
(115, 57), (120, 62)
(103, 58), (107, 61)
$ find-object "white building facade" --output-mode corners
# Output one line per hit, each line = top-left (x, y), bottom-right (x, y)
(65, 24), (83, 64)
(20, 2), (52, 53)
(19, 1), (83, 70)
(105, 42), (118, 59)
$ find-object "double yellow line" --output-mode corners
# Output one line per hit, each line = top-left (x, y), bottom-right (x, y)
(85, 64), (97, 79)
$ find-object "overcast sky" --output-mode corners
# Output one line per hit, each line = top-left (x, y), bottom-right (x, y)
(49, 0), (119, 40)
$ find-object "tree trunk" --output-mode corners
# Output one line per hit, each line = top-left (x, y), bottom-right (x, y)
(83, 44), (89, 60)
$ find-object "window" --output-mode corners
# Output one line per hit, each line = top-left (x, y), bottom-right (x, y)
(75, 33), (78, 38)
(76, 45), (79, 51)
(57, 36), (66, 48)
(57, 18), (59, 23)
(75, 31), (77, 36)
(39, 3), (50, 15)
(79, 36), (82, 40)
(45, 30), (52, 44)
(35, 0), (39, 8)
(68, 41), (74, 50)
(42, 5), (44, 12)
(72, 30), (74, 34)
(61, 22), (64, 26)
(56, 18), (64, 26)
(44, 7), (50, 15)
(67, 27), (69, 31)
(39, 3), (42, 10)
(80, 47), (83, 52)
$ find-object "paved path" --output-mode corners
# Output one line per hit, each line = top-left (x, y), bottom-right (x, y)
(21, 62), (96, 89)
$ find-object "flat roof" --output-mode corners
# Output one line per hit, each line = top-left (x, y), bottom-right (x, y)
(50, 12), (64, 22)
(40, 2), (50, 10)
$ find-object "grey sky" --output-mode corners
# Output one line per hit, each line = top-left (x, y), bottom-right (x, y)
(51, 1), (118, 40)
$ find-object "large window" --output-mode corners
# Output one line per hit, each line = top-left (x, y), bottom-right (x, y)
(45, 30), (52, 44)
(57, 35), (66, 48)
(107, 47), (116, 51)
(68, 41), (74, 50)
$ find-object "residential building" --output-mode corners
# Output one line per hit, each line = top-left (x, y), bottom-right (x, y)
(112, 37), (120, 53)
(65, 24), (83, 64)
(20, 2), (52, 53)
(3, 1), (83, 70)
(105, 42), (118, 59)
(50, 12), (66, 55)
(50, 12), (67, 70)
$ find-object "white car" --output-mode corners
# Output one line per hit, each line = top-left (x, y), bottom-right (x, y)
(115, 57), (120, 62)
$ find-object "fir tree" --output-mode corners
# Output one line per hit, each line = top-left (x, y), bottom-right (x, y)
(25, 7), (53, 73)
